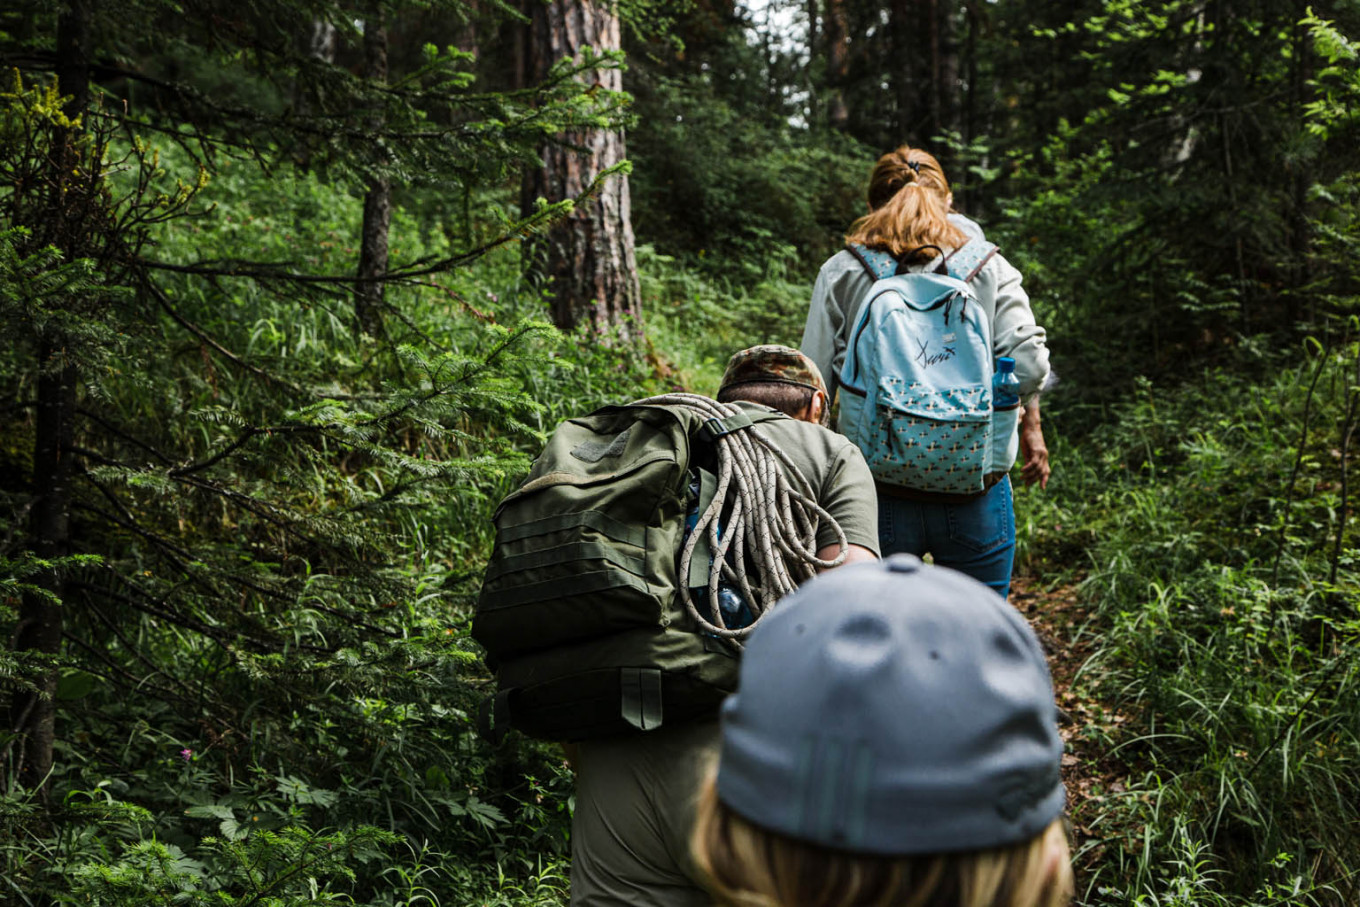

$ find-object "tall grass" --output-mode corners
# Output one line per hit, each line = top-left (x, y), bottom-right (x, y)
(1025, 344), (1360, 905)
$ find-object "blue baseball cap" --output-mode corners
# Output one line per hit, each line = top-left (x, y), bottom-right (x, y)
(715, 555), (1066, 855)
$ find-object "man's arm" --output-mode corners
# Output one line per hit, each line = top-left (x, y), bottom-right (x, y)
(813, 443), (882, 569)
(816, 543), (879, 571)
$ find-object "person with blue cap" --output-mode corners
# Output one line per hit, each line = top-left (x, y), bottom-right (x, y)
(691, 554), (1073, 907)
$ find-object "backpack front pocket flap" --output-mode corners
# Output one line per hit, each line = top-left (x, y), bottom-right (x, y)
(476, 509), (673, 658)
(877, 376), (990, 422)
(476, 418), (692, 660)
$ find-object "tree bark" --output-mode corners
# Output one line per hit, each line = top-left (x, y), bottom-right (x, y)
(889, 0), (960, 150)
(456, 0), (480, 57)
(825, 0), (849, 130)
(293, 19), (336, 119)
(960, 0), (980, 211)
(521, 0), (640, 335)
(308, 19), (338, 63)
(890, 0), (917, 140)
(355, 6), (391, 339)
(936, 0), (961, 140)
(9, 0), (90, 795)
(1287, 0), (1309, 326)
(11, 349), (77, 792)
(805, 0), (819, 125)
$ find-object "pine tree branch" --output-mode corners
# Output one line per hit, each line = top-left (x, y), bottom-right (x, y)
(75, 408), (175, 465)
(62, 630), (198, 712)
(144, 277), (302, 392)
(71, 577), (291, 653)
(83, 599), (204, 703)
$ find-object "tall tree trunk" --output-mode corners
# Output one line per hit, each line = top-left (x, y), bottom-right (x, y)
(9, 0), (90, 796)
(960, 0), (980, 211)
(456, 0), (480, 56)
(293, 19), (337, 117)
(806, 0), (819, 126)
(891, 0), (959, 150)
(825, 0), (849, 130)
(355, 6), (391, 338)
(308, 19), (337, 62)
(1287, 0), (1310, 326)
(521, 0), (640, 334)
(936, 0), (961, 137)
(890, 0), (918, 140)
(928, 0), (942, 136)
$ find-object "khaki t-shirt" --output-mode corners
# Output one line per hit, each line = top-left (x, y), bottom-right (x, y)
(729, 401), (880, 557)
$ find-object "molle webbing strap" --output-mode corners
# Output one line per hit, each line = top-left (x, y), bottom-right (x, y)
(699, 409), (755, 441)
(482, 540), (647, 586)
(477, 568), (651, 612)
(620, 667), (663, 731)
(495, 510), (646, 548)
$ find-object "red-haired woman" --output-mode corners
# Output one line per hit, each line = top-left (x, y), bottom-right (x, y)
(801, 145), (1051, 600)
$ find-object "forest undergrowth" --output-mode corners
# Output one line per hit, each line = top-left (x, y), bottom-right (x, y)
(1006, 347), (1360, 907)
(4, 3), (1360, 901)
(4, 202), (1358, 905)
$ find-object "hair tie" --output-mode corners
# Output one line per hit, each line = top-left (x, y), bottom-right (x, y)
(907, 161), (921, 174)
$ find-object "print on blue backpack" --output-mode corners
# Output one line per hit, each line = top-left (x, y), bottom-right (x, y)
(838, 242), (1020, 496)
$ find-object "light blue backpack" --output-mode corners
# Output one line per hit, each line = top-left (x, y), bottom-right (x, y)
(838, 241), (1020, 496)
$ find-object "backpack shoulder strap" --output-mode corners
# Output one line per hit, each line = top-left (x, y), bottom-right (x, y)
(847, 243), (900, 281)
(854, 241), (994, 282)
(944, 239), (999, 283)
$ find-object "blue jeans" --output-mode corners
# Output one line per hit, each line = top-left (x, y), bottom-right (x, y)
(877, 476), (1015, 600)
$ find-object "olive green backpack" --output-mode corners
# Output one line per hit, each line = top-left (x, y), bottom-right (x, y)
(473, 399), (800, 742)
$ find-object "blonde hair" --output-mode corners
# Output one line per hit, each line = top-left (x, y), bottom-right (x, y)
(691, 773), (1074, 907)
(844, 145), (967, 263)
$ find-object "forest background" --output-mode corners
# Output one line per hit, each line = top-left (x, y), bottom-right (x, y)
(1, 0), (1358, 903)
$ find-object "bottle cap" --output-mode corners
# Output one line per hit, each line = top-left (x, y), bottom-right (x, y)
(997, 356), (1016, 373)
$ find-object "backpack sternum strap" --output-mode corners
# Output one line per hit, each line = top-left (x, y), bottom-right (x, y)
(699, 410), (754, 441)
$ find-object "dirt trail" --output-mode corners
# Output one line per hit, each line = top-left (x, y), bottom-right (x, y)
(1011, 576), (1133, 883)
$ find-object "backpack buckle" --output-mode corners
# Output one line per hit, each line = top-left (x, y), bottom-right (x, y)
(700, 411), (754, 442)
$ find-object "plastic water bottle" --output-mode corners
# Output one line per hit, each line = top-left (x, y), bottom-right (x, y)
(715, 585), (754, 630)
(685, 475), (753, 631)
(993, 357), (1021, 409)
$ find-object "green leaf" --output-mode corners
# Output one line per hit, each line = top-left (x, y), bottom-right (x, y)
(56, 670), (97, 700)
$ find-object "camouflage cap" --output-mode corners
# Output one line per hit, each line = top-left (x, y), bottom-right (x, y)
(719, 345), (828, 396)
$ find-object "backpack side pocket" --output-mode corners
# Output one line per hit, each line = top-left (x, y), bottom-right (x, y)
(987, 404), (1021, 475)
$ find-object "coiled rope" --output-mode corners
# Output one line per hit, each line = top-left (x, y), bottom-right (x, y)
(634, 393), (848, 642)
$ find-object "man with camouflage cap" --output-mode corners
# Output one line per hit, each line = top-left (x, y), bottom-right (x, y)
(569, 345), (879, 907)
(714, 342), (833, 425)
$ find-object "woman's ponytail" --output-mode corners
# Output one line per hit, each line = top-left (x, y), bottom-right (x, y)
(845, 145), (966, 262)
